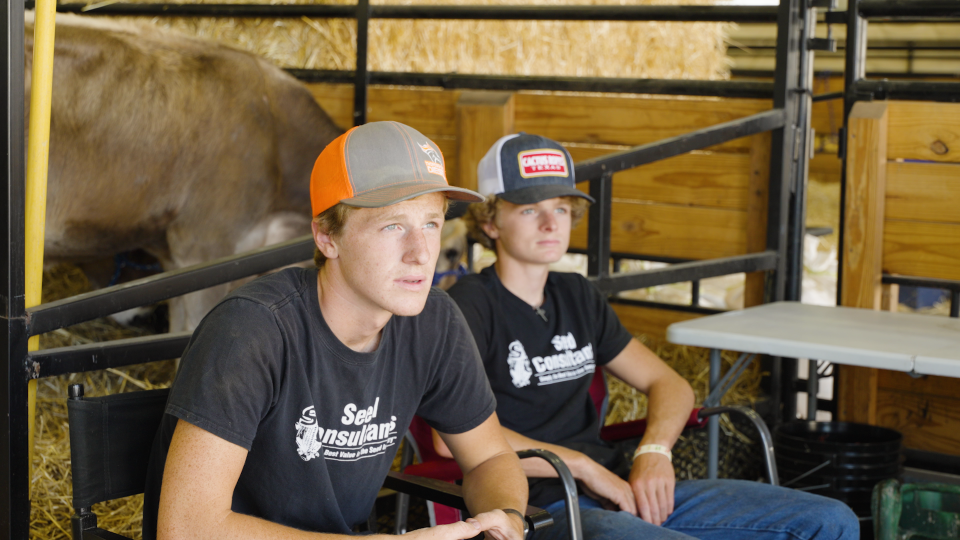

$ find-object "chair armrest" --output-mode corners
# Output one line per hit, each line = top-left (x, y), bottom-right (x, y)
(697, 406), (778, 486)
(599, 408), (706, 442)
(383, 472), (554, 534)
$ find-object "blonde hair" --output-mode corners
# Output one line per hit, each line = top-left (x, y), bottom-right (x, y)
(463, 195), (589, 250)
(312, 203), (356, 268)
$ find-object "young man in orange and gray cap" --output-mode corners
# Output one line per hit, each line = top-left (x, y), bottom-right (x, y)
(143, 121), (529, 540)
(443, 133), (859, 540)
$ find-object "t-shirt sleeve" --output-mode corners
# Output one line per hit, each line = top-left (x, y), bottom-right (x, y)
(416, 293), (497, 435)
(165, 298), (284, 450)
(584, 277), (634, 366)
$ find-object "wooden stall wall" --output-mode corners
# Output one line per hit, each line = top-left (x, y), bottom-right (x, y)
(305, 84), (775, 341)
(838, 100), (960, 456)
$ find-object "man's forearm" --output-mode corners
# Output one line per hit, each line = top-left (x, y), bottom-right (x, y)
(638, 374), (694, 449)
(461, 451), (529, 516)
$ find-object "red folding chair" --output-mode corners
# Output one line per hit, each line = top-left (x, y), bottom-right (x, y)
(395, 368), (779, 534)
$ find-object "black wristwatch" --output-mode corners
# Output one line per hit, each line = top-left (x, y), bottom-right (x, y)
(502, 508), (529, 537)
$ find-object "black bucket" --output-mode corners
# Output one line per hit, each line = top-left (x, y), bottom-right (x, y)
(774, 422), (903, 520)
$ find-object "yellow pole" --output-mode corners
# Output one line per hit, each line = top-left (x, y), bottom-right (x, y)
(25, 0), (58, 491)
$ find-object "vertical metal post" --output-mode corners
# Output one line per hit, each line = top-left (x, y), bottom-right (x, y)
(691, 280), (700, 307)
(353, 0), (371, 126)
(950, 289), (959, 318)
(806, 359), (818, 419)
(587, 173), (613, 279)
(836, 0), (867, 305)
(766, 0), (814, 424)
(2, 0), (32, 536)
(708, 348), (721, 479)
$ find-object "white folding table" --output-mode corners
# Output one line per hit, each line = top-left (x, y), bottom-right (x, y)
(666, 301), (960, 478)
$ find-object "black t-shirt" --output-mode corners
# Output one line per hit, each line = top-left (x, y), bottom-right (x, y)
(447, 266), (633, 507)
(143, 267), (495, 538)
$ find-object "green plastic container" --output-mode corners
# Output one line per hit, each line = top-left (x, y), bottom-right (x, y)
(873, 479), (960, 540)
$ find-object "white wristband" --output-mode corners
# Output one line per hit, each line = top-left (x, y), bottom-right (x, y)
(633, 444), (672, 462)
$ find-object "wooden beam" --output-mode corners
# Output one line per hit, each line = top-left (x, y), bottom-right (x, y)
(883, 220), (960, 282)
(304, 83), (463, 136)
(888, 100), (960, 164)
(455, 92), (515, 192)
(514, 94), (770, 152)
(745, 132), (771, 308)
(841, 101), (889, 311)
(570, 202), (747, 261)
(610, 302), (702, 342)
(838, 101), (889, 426)
(885, 160), (960, 225)
(566, 147), (753, 210)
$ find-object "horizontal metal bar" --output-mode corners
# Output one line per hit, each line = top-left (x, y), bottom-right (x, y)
(287, 70), (775, 99)
(575, 109), (786, 180)
(882, 274), (960, 292)
(590, 251), (778, 296)
(812, 92), (843, 103)
(858, 0), (960, 20)
(852, 79), (960, 103)
(567, 248), (694, 265)
(49, 3), (779, 22)
(607, 296), (724, 316)
(25, 332), (192, 380)
(28, 236), (315, 336)
(382, 472), (468, 510)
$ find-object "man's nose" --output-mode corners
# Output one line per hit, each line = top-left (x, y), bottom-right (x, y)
(540, 211), (558, 231)
(404, 229), (432, 265)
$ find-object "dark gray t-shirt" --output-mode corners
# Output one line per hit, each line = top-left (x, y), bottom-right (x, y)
(447, 267), (633, 507)
(143, 267), (495, 537)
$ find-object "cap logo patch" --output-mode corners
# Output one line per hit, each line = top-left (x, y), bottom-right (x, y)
(518, 149), (568, 178)
(419, 142), (446, 178)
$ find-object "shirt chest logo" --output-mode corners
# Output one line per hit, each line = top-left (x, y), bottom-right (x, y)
(507, 340), (533, 388)
(504, 332), (596, 387)
(294, 398), (398, 462)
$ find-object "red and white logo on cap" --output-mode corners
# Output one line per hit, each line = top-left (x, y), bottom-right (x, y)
(518, 149), (568, 178)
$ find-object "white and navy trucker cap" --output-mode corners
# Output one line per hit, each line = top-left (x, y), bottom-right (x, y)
(476, 133), (595, 205)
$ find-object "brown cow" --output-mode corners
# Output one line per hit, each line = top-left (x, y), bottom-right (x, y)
(25, 12), (342, 331)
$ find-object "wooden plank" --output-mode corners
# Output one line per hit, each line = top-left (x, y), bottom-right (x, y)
(838, 366), (878, 425)
(878, 370), (960, 402)
(876, 389), (960, 457)
(888, 100), (960, 163)
(570, 202), (747, 260)
(304, 83), (463, 137)
(885, 160), (960, 225)
(841, 101), (889, 311)
(456, 92), (515, 192)
(610, 302), (702, 342)
(745, 132), (771, 308)
(837, 101), (888, 426)
(514, 94), (770, 152)
(566, 146), (753, 210)
(882, 220), (960, 282)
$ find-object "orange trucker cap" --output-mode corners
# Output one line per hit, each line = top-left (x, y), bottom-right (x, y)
(310, 121), (484, 216)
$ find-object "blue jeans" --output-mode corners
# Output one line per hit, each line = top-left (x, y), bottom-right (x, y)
(535, 480), (859, 540)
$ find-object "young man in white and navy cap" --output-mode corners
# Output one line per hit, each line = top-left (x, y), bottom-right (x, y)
(143, 122), (529, 540)
(442, 133), (859, 540)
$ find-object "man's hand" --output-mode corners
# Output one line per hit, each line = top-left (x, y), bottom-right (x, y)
(577, 457), (637, 515)
(471, 509), (526, 540)
(627, 453), (675, 526)
(401, 510), (524, 540)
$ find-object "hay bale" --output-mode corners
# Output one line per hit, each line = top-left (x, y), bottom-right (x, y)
(103, 0), (730, 81)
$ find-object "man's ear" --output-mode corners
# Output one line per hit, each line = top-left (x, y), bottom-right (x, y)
(480, 220), (500, 241)
(312, 220), (339, 260)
